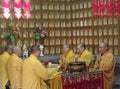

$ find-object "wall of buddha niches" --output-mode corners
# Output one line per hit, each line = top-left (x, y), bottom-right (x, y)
(0, 0), (120, 55)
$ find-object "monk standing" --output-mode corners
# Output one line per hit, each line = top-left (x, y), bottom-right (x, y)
(7, 46), (23, 89)
(22, 45), (56, 89)
(0, 45), (12, 89)
(95, 42), (116, 89)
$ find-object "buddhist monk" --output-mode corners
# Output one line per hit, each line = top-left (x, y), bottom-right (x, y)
(95, 42), (116, 89)
(59, 44), (75, 72)
(59, 44), (75, 64)
(22, 45), (56, 89)
(76, 42), (94, 69)
(7, 46), (23, 89)
(0, 45), (12, 89)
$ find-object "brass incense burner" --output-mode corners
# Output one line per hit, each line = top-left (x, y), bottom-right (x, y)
(68, 62), (86, 74)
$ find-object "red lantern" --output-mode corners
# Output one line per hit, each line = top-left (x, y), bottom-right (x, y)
(92, 0), (99, 18)
(99, 0), (104, 18)
(106, 0), (112, 18)
(114, 0), (120, 18)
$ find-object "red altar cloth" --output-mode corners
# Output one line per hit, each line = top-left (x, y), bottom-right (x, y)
(61, 71), (104, 89)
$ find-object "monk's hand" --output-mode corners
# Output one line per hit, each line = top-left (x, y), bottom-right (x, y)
(75, 54), (79, 58)
(94, 64), (99, 69)
(96, 55), (101, 62)
(56, 65), (61, 72)
(60, 55), (65, 60)
(42, 60), (49, 68)
(60, 62), (69, 73)
(74, 54), (79, 61)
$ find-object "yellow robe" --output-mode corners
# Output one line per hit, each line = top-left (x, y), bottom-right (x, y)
(7, 54), (23, 89)
(95, 51), (116, 89)
(49, 71), (62, 89)
(77, 49), (94, 69)
(59, 50), (75, 64)
(0, 52), (10, 89)
(22, 54), (56, 89)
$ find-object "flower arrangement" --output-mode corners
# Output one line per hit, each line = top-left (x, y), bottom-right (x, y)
(4, 26), (19, 43)
(34, 26), (47, 44)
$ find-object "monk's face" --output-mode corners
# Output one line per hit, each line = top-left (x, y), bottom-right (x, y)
(77, 46), (84, 54)
(63, 46), (69, 53)
(99, 46), (107, 54)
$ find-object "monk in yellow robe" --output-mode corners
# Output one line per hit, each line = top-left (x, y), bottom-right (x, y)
(59, 44), (75, 64)
(76, 42), (94, 69)
(22, 45), (56, 89)
(95, 42), (116, 89)
(7, 46), (23, 89)
(0, 45), (12, 89)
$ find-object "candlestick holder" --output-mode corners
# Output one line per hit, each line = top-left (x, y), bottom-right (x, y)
(39, 44), (44, 56)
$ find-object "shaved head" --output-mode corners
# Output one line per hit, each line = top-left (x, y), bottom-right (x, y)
(13, 46), (21, 53)
(63, 44), (70, 49)
(4, 45), (12, 54)
(31, 45), (40, 53)
(77, 42), (86, 49)
(5, 45), (12, 51)
(30, 45), (40, 57)
(63, 43), (71, 53)
(99, 42), (109, 54)
(12, 46), (22, 57)
(77, 42), (86, 54)
(100, 42), (109, 49)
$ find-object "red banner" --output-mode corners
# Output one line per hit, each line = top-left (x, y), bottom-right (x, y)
(2, 0), (11, 19)
(92, 0), (99, 18)
(14, 0), (22, 19)
(99, 0), (104, 18)
(23, 0), (31, 19)
(114, 0), (120, 18)
(106, 0), (112, 17)
(92, 0), (120, 18)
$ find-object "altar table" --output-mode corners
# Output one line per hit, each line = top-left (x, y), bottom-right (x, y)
(61, 71), (104, 89)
